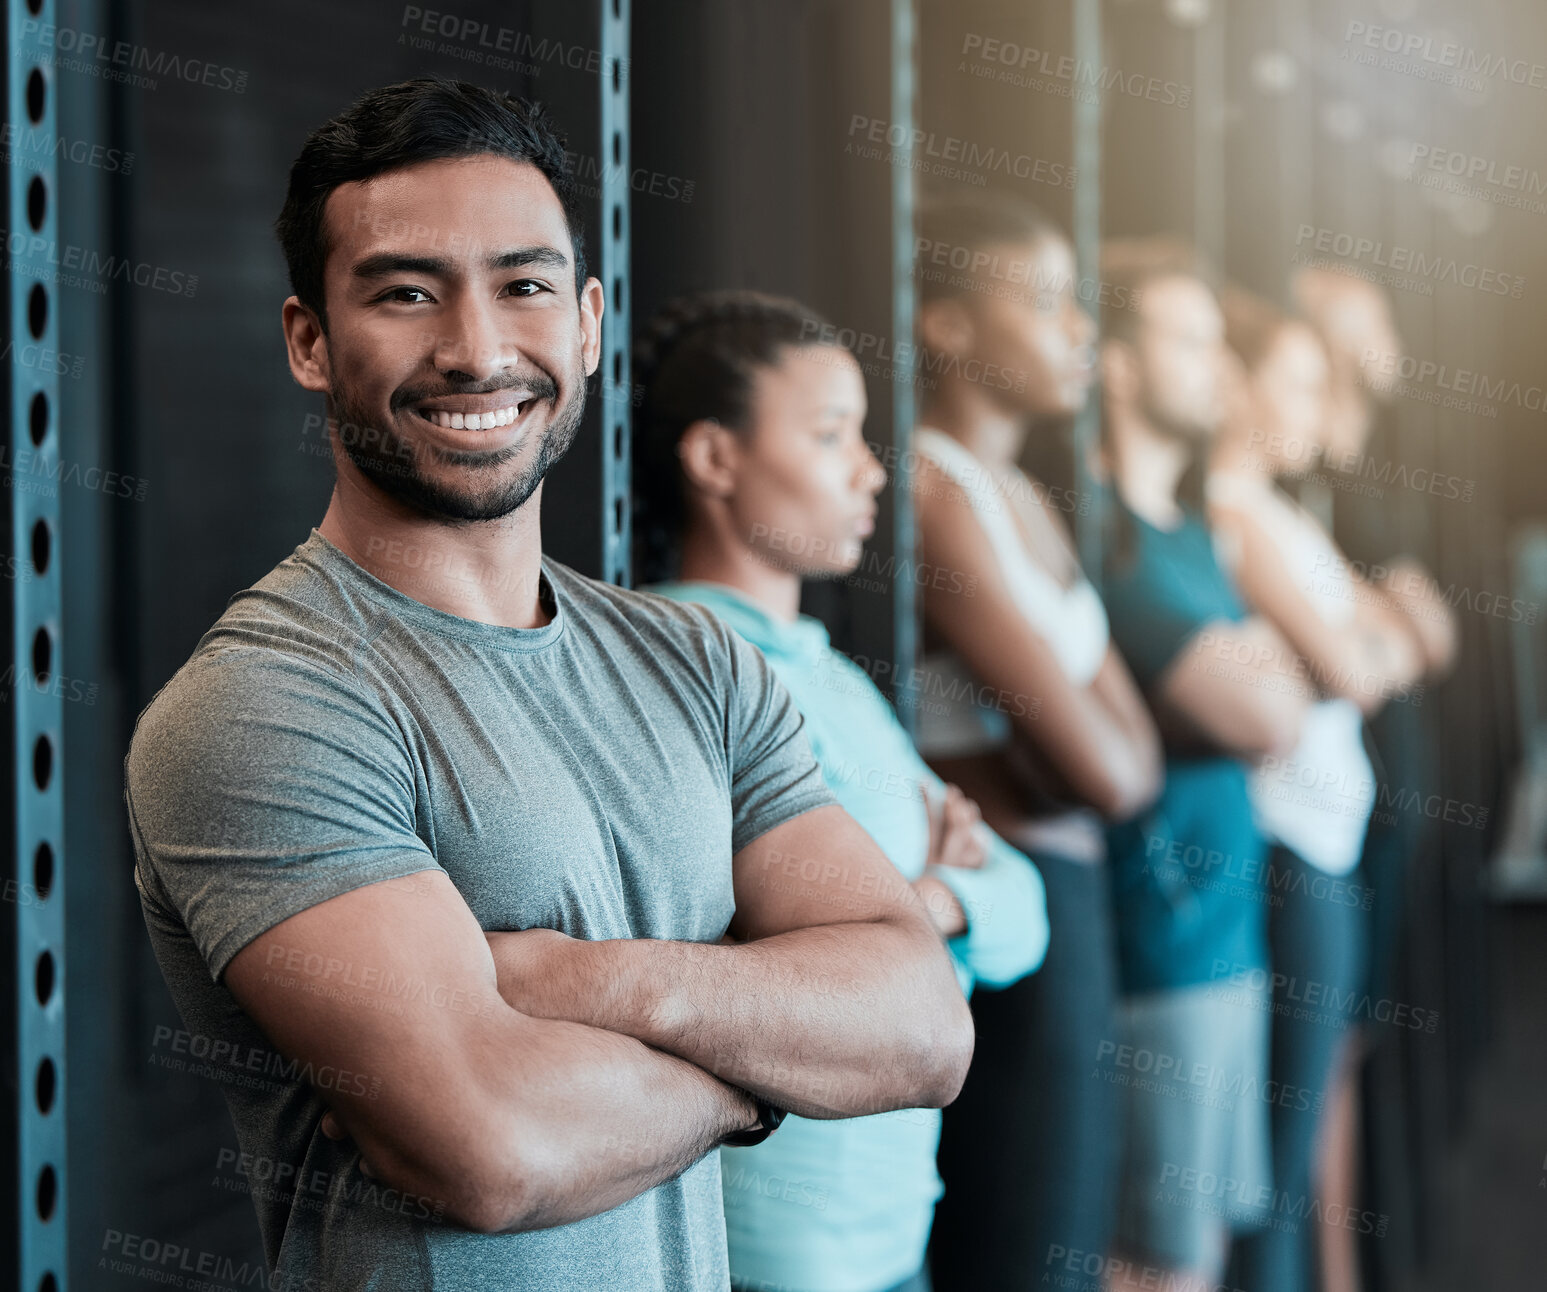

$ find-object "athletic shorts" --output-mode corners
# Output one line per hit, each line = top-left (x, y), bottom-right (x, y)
(1110, 979), (1274, 1273)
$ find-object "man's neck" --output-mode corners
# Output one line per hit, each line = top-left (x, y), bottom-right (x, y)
(1208, 421), (1273, 484)
(318, 471), (551, 630)
(919, 378), (1027, 468)
(1106, 404), (1193, 530)
(675, 522), (802, 623)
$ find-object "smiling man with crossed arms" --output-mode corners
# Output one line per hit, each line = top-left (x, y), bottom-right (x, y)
(124, 78), (972, 1290)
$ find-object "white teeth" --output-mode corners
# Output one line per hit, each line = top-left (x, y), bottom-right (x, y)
(420, 404), (524, 430)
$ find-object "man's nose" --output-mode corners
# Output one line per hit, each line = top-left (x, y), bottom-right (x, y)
(433, 295), (516, 379)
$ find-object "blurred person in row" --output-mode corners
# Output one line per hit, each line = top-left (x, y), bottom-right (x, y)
(1206, 288), (1429, 1292)
(1290, 265), (1457, 1292)
(1290, 267), (1457, 671)
(1095, 241), (1310, 1292)
(906, 195), (1163, 1292)
(631, 289), (1051, 1292)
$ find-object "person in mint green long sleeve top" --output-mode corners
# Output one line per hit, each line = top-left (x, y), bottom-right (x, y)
(651, 580), (1048, 996)
(634, 289), (1049, 1292)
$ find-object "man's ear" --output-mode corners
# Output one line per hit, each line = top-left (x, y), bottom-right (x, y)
(677, 418), (742, 500)
(282, 297), (331, 395)
(917, 297), (974, 359)
(579, 276), (606, 376)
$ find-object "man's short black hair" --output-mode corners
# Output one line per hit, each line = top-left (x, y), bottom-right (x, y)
(275, 77), (587, 331)
(1098, 236), (1216, 346)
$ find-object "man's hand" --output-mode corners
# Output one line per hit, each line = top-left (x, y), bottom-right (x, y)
(910, 875), (968, 939)
(319, 1108), (376, 1177)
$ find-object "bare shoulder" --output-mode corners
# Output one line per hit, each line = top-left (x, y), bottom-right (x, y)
(909, 451), (981, 521)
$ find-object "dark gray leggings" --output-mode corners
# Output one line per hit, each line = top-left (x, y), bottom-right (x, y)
(929, 853), (1120, 1292)
(1229, 845), (1369, 1292)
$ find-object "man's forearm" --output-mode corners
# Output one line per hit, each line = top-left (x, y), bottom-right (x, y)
(487, 919), (971, 1120)
(413, 1010), (757, 1234)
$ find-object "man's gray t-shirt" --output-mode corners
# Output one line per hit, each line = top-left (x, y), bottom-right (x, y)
(124, 529), (838, 1290)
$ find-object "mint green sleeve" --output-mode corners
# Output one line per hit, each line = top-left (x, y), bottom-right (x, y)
(930, 831), (1049, 992)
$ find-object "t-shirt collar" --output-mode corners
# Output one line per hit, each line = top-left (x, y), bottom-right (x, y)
(653, 580), (831, 664)
(302, 528), (567, 654)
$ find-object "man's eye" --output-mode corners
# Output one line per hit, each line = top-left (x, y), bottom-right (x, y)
(508, 280), (548, 298)
(381, 286), (432, 304)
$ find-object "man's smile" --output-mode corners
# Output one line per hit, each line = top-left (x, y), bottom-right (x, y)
(411, 392), (535, 431)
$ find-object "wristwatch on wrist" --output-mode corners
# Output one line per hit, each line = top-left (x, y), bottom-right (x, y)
(720, 1094), (787, 1147)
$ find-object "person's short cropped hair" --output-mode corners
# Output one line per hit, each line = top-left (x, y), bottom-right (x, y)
(1098, 235), (1216, 345)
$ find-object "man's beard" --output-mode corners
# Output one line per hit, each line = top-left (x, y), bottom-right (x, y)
(1139, 384), (1217, 447)
(327, 366), (587, 523)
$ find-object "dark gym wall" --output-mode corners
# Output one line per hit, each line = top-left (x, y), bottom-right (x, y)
(631, 0), (901, 671)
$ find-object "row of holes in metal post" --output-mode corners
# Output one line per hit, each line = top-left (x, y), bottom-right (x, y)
(18, 32), (64, 1288)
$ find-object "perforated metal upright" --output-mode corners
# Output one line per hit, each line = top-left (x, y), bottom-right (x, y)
(5, 0), (69, 1286)
(1071, 0), (1103, 577)
(599, 0), (631, 586)
(890, 0), (918, 731)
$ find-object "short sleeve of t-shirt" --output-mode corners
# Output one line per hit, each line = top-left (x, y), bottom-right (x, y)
(716, 623), (838, 855)
(1102, 508), (1246, 693)
(125, 647), (442, 984)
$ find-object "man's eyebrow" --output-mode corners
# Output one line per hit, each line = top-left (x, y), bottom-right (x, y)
(350, 246), (571, 282)
(490, 246), (570, 272)
(351, 253), (449, 281)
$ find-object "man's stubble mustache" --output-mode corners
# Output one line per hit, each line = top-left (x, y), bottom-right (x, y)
(328, 368), (588, 524)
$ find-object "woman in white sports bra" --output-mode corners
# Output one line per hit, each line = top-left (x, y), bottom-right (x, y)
(1207, 288), (1428, 1292)
(914, 195), (1163, 1292)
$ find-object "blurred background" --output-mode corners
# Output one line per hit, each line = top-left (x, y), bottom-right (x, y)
(3, 0), (1543, 1286)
